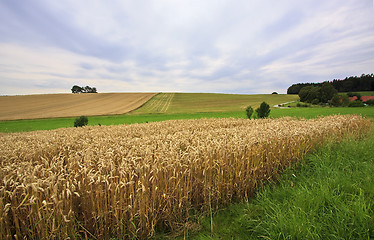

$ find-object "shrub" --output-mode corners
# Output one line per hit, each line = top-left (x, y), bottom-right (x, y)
(365, 99), (374, 106)
(348, 101), (365, 107)
(74, 116), (88, 127)
(341, 95), (350, 106)
(311, 99), (320, 105)
(330, 94), (350, 107)
(256, 102), (270, 118)
(330, 94), (341, 107)
(272, 92), (278, 94)
(245, 106), (254, 119)
(297, 102), (309, 108)
(347, 92), (355, 97)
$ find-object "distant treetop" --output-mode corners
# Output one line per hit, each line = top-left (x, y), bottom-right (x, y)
(71, 85), (97, 93)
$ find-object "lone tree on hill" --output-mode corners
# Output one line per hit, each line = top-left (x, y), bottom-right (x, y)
(71, 85), (97, 93)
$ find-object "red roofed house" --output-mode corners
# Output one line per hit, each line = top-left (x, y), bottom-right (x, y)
(349, 96), (374, 102)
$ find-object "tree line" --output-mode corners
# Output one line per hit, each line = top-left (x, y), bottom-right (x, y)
(71, 85), (97, 93)
(287, 73), (374, 94)
(288, 73), (374, 107)
(298, 82), (337, 104)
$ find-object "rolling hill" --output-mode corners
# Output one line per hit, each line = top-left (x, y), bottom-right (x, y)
(133, 93), (299, 114)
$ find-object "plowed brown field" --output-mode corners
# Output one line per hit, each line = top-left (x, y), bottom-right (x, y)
(0, 93), (157, 120)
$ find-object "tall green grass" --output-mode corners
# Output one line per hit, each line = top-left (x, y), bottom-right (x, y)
(178, 128), (374, 239)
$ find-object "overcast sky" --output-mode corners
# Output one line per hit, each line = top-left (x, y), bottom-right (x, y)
(1, 0), (373, 95)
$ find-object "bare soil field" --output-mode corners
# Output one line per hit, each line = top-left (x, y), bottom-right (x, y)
(0, 93), (157, 120)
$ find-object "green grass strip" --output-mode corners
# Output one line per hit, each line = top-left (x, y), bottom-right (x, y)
(1, 107), (373, 133)
(176, 128), (374, 239)
(270, 107), (374, 119)
(0, 111), (247, 133)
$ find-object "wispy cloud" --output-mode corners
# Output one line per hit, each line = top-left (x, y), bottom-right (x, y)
(0, 0), (373, 95)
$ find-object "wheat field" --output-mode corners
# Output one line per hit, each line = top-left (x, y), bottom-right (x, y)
(0, 115), (371, 239)
(0, 93), (157, 120)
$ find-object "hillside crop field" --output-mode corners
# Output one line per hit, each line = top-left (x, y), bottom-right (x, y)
(133, 93), (299, 114)
(0, 93), (156, 120)
(0, 115), (370, 239)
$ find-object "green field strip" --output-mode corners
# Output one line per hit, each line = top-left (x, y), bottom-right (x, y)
(150, 94), (164, 112)
(160, 93), (175, 112)
(132, 94), (159, 113)
(133, 93), (175, 114)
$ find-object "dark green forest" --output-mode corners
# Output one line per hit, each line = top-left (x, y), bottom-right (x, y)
(287, 73), (374, 94)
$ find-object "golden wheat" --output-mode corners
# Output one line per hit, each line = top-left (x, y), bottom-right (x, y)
(0, 115), (371, 239)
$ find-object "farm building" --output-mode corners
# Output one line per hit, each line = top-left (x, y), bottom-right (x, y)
(349, 96), (374, 102)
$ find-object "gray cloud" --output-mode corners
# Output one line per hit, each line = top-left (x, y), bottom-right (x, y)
(0, 0), (374, 95)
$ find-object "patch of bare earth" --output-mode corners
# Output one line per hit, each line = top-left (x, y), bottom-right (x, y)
(0, 93), (157, 120)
